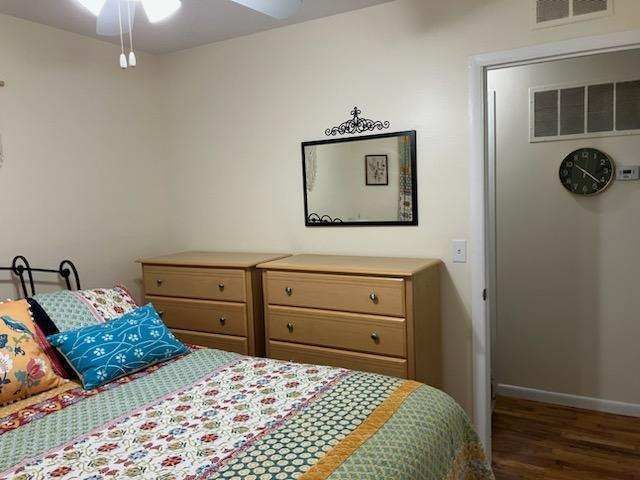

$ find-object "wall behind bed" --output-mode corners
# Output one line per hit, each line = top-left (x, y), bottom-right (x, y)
(158, 0), (640, 414)
(0, 14), (171, 301)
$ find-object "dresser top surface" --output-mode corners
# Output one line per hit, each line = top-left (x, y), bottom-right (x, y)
(257, 254), (441, 277)
(138, 251), (290, 268)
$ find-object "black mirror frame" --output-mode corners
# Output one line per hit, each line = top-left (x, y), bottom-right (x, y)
(301, 130), (418, 227)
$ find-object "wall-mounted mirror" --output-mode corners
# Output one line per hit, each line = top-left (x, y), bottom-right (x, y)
(302, 131), (417, 227)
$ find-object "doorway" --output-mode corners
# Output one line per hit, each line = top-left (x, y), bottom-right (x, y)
(487, 48), (640, 479)
(469, 29), (640, 458)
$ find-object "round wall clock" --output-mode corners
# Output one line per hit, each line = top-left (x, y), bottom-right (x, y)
(559, 148), (615, 196)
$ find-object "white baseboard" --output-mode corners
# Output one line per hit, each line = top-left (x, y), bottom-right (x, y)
(496, 384), (640, 417)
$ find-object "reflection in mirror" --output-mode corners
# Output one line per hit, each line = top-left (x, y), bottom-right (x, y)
(302, 131), (417, 226)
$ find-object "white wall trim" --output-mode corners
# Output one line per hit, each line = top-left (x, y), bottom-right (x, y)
(469, 28), (640, 454)
(497, 384), (640, 417)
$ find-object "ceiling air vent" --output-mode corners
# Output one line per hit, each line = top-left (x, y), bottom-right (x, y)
(534, 0), (612, 28)
(530, 77), (640, 142)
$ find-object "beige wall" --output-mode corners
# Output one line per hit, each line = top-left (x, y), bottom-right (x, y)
(488, 49), (640, 404)
(3, 0), (640, 414)
(158, 0), (640, 413)
(0, 14), (170, 301)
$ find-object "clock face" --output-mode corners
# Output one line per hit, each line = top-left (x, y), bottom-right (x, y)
(559, 148), (615, 196)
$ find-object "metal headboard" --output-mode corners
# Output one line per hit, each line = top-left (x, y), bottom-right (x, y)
(0, 255), (81, 298)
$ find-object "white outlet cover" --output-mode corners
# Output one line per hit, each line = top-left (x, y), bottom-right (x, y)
(453, 239), (467, 263)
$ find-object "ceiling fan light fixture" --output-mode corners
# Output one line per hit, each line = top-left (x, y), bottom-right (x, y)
(230, 0), (303, 20)
(76, 0), (107, 16)
(141, 0), (181, 23)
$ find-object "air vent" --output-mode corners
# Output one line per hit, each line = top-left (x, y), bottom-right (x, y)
(615, 80), (640, 131)
(534, 0), (612, 27)
(587, 83), (614, 133)
(573, 0), (609, 15)
(534, 90), (558, 137)
(537, 0), (570, 23)
(560, 87), (585, 135)
(530, 77), (640, 142)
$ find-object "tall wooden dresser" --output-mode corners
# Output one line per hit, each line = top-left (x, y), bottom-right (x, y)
(138, 252), (289, 356)
(258, 254), (441, 386)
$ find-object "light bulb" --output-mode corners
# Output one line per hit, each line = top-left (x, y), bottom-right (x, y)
(76, 0), (107, 16)
(128, 51), (137, 67)
(120, 53), (128, 69)
(141, 0), (181, 23)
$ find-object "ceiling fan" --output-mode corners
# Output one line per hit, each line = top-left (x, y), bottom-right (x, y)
(75, 0), (303, 68)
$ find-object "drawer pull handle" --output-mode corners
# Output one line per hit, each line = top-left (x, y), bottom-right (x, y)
(287, 322), (294, 333)
(369, 292), (379, 304)
(218, 283), (225, 291)
(157, 310), (165, 319)
(285, 287), (293, 296)
(156, 279), (164, 287)
(219, 317), (226, 326)
(371, 332), (380, 343)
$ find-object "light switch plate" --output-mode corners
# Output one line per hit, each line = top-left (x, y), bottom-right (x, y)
(453, 239), (467, 263)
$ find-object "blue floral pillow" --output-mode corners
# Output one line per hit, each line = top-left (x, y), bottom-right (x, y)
(47, 304), (189, 389)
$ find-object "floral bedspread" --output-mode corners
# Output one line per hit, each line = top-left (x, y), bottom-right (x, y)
(0, 349), (494, 480)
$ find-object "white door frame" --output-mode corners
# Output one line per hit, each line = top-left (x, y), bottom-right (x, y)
(469, 29), (640, 451)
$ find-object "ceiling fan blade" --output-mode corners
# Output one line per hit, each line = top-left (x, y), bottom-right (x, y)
(96, 0), (136, 36)
(229, 0), (302, 19)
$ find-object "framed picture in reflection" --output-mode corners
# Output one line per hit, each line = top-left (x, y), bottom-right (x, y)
(365, 155), (389, 186)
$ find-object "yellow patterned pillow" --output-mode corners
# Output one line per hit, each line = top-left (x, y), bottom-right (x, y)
(0, 300), (66, 406)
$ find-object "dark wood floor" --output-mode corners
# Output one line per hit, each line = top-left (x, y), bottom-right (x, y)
(492, 396), (640, 480)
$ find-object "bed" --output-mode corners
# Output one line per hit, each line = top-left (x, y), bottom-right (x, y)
(0, 257), (493, 480)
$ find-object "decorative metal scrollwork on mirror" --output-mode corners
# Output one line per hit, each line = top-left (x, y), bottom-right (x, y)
(302, 130), (418, 227)
(306, 213), (343, 224)
(325, 106), (390, 137)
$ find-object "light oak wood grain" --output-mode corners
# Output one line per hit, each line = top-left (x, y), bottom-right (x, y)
(261, 255), (441, 384)
(269, 341), (407, 378)
(139, 252), (289, 358)
(268, 306), (406, 357)
(257, 254), (441, 277)
(266, 271), (405, 317)
(138, 251), (289, 269)
(172, 329), (248, 355)
(146, 295), (247, 337)
(408, 265), (441, 387)
(143, 265), (246, 302)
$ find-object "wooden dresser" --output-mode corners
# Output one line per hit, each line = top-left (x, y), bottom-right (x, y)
(138, 252), (289, 356)
(258, 254), (441, 386)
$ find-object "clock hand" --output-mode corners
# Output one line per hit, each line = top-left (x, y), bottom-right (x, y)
(575, 165), (601, 183)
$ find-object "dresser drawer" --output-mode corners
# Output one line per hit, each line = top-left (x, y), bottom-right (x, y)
(268, 306), (406, 357)
(148, 296), (247, 337)
(143, 266), (245, 302)
(265, 271), (405, 317)
(172, 329), (248, 355)
(269, 341), (407, 378)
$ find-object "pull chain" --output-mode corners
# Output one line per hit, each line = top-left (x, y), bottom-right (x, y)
(118, 0), (127, 68)
(127, 1), (137, 67)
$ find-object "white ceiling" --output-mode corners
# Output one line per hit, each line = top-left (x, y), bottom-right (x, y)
(0, 0), (395, 54)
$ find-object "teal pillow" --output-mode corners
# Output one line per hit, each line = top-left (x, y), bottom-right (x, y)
(47, 304), (189, 389)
